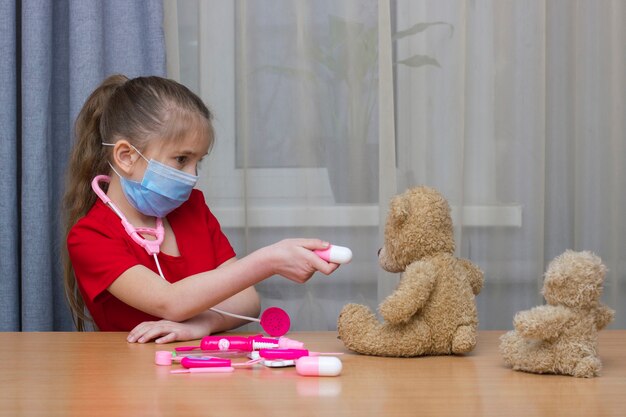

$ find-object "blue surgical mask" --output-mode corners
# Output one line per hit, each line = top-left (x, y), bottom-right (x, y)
(104, 143), (198, 217)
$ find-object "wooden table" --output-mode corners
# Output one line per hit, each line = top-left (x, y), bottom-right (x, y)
(0, 331), (624, 416)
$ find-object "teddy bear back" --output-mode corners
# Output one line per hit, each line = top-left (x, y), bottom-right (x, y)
(542, 250), (607, 309)
(381, 186), (455, 271)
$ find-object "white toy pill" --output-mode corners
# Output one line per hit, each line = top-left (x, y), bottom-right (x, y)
(296, 356), (342, 377)
(314, 245), (353, 264)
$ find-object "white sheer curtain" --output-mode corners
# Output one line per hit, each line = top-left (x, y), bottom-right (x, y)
(164, 0), (625, 331)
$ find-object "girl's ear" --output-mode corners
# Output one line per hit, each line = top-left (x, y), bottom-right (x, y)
(112, 140), (141, 175)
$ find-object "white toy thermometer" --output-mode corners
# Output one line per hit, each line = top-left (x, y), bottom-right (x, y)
(314, 245), (353, 264)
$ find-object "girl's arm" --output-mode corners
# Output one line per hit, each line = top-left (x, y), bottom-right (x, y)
(126, 258), (262, 343)
(108, 238), (337, 324)
(127, 288), (260, 343)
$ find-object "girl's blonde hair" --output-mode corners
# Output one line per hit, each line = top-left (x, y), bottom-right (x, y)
(62, 74), (213, 331)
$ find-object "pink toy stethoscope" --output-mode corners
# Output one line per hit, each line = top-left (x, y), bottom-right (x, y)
(91, 175), (291, 336)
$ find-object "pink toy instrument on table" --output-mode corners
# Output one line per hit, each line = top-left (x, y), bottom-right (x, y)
(157, 335), (343, 376)
(157, 335), (305, 363)
(198, 334), (304, 351)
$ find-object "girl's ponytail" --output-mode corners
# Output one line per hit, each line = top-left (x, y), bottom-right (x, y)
(62, 74), (128, 331)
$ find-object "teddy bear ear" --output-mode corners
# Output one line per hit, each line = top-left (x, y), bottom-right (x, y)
(389, 194), (410, 226)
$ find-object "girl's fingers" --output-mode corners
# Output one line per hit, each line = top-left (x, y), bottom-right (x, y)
(295, 239), (330, 251)
(128, 321), (175, 343)
(155, 332), (178, 344)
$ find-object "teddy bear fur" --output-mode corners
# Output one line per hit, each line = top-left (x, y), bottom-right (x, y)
(337, 186), (483, 357)
(499, 250), (614, 378)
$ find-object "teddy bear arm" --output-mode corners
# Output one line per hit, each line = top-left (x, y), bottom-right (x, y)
(513, 305), (575, 340)
(457, 258), (484, 295)
(379, 262), (437, 325)
(595, 304), (615, 330)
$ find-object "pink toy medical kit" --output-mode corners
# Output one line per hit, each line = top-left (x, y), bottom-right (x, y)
(166, 353), (342, 376)
(156, 333), (343, 377)
(154, 335), (305, 365)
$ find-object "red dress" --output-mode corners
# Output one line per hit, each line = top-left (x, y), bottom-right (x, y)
(67, 189), (236, 331)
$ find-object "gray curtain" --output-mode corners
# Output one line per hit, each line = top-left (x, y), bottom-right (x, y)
(0, 0), (166, 331)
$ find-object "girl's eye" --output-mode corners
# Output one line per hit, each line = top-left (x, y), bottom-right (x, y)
(175, 156), (188, 165)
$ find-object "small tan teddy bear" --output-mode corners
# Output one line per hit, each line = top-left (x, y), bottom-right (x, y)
(337, 186), (483, 357)
(499, 250), (615, 378)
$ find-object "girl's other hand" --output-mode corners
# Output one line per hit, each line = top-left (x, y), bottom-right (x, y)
(127, 317), (211, 344)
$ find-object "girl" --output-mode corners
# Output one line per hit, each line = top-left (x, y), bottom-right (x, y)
(63, 74), (339, 343)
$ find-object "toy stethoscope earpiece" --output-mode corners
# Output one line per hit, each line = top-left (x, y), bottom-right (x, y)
(91, 175), (292, 337)
(92, 175), (164, 256)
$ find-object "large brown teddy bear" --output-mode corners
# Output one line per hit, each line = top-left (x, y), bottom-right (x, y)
(499, 250), (614, 378)
(337, 186), (483, 357)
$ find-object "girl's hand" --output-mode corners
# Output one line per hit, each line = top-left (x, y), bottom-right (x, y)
(265, 238), (340, 283)
(127, 287), (261, 344)
(127, 316), (211, 344)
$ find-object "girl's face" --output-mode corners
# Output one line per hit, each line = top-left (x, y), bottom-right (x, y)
(139, 117), (212, 177)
